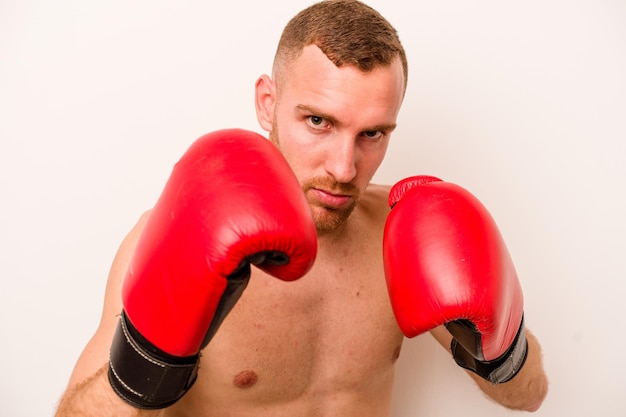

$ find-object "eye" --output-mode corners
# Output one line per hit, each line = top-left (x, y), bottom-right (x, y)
(360, 130), (384, 141)
(307, 115), (327, 127)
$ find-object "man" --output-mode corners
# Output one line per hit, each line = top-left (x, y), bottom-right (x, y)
(55, 1), (548, 416)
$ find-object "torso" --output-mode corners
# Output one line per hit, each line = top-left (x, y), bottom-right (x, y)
(166, 184), (404, 417)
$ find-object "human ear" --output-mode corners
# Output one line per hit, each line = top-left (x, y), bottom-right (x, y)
(255, 74), (275, 132)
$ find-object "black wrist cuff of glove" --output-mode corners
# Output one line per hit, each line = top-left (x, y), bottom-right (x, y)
(108, 311), (199, 409)
(450, 316), (528, 384)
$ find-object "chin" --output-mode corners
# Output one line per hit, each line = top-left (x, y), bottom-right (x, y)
(313, 206), (354, 234)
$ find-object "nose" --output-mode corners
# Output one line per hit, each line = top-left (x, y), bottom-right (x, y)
(324, 134), (357, 184)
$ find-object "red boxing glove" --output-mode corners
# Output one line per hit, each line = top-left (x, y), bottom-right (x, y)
(383, 175), (527, 384)
(108, 129), (317, 408)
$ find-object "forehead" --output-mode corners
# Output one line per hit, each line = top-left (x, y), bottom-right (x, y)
(278, 45), (405, 126)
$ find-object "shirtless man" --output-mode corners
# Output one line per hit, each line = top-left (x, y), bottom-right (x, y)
(55, 1), (548, 416)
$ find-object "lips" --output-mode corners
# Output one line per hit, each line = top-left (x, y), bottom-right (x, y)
(311, 188), (352, 208)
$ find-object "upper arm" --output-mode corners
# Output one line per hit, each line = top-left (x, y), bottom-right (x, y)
(65, 211), (151, 389)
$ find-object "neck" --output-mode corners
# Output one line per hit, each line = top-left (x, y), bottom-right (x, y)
(315, 214), (355, 248)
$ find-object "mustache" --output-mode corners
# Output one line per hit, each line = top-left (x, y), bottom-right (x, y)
(302, 176), (359, 197)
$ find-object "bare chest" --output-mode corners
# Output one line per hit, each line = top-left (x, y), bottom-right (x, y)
(175, 242), (403, 414)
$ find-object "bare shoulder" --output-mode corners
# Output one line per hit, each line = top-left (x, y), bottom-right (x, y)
(359, 183), (392, 221)
(364, 183), (392, 198)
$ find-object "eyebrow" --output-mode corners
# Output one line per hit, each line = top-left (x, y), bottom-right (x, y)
(296, 104), (398, 133)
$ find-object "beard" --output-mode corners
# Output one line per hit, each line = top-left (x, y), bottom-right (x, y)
(270, 126), (359, 234)
(302, 176), (359, 233)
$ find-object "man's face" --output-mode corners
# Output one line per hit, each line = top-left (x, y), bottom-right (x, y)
(257, 45), (405, 234)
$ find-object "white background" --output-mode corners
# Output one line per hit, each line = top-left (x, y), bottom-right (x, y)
(1, 0), (625, 416)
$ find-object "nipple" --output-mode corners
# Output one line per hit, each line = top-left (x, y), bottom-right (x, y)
(233, 370), (258, 388)
(392, 345), (402, 363)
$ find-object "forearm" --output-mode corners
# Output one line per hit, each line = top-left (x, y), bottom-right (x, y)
(55, 364), (163, 417)
(470, 329), (548, 412)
